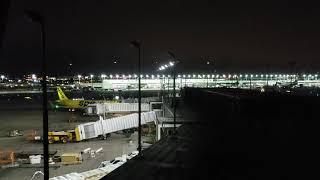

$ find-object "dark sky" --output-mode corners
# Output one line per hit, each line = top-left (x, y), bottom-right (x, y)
(1, 0), (320, 75)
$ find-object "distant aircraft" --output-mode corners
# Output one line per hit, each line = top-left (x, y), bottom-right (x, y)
(54, 87), (117, 110)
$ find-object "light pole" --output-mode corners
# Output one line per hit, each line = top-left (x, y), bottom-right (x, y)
(77, 75), (81, 84)
(130, 40), (142, 154)
(25, 11), (49, 180)
(159, 51), (179, 133)
(90, 74), (94, 87)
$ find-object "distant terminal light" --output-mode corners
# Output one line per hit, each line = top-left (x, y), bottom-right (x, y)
(90, 74), (94, 78)
(32, 74), (37, 80)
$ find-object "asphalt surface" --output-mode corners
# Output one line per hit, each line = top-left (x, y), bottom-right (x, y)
(0, 93), (150, 180)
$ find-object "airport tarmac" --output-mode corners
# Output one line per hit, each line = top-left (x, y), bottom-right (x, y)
(0, 94), (150, 179)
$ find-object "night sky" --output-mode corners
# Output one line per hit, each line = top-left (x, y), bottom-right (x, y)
(1, 0), (320, 75)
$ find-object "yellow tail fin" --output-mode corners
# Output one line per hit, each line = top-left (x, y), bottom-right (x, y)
(57, 87), (69, 101)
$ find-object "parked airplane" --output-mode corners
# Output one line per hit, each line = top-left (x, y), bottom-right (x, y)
(55, 87), (118, 110)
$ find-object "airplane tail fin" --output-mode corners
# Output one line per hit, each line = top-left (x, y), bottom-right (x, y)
(57, 87), (69, 101)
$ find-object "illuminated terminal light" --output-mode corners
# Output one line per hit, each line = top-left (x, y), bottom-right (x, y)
(115, 74), (119, 78)
(188, 75), (191, 78)
(162, 75), (165, 78)
(250, 74), (253, 78)
(134, 74), (137, 78)
(178, 75), (181, 78)
(222, 74), (226, 78)
(183, 75), (186, 78)
(168, 75), (171, 78)
(32, 74), (37, 80)
(260, 74), (263, 77)
(245, 74), (248, 78)
(146, 75), (149, 78)
(90, 74), (94, 78)
(110, 75), (113, 78)
(151, 75), (155, 78)
(140, 75), (143, 78)
(255, 74), (258, 77)
(77, 75), (81, 79)
(157, 75), (160, 78)
(228, 74), (231, 78)
(216, 74), (219, 78)
(122, 74), (125, 78)
(169, 61), (174, 66)
(128, 75), (132, 78)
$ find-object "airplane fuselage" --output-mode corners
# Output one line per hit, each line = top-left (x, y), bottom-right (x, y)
(57, 99), (114, 109)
